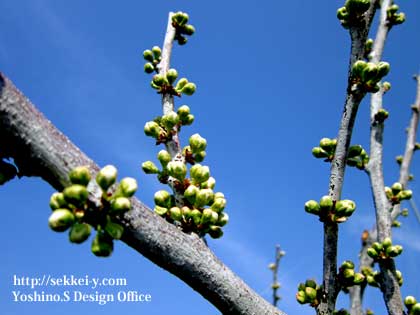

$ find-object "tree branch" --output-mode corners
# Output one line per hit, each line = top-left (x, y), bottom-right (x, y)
(317, 3), (379, 314)
(0, 72), (285, 315)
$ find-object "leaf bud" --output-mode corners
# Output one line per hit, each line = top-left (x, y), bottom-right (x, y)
(96, 165), (118, 192)
(211, 197), (226, 213)
(304, 287), (317, 301)
(352, 60), (367, 78)
(49, 209), (75, 232)
(341, 260), (355, 270)
(397, 189), (412, 201)
(142, 161), (159, 174)
(181, 206), (192, 219)
(347, 145), (363, 158)
(305, 279), (317, 289)
(377, 61), (390, 78)
(361, 62), (378, 83)
(182, 114), (195, 126)
(69, 223), (91, 243)
(412, 304), (420, 315)
(382, 237), (392, 248)
(191, 209), (202, 225)
(353, 273), (365, 284)
(152, 74), (167, 87)
(387, 245), (403, 257)
(69, 166), (91, 186)
(177, 35), (188, 45)
(183, 24), (195, 36)
(401, 208), (409, 217)
(372, 241), (383, 252)
(385, 186), (393, 200)
(382, 81), (391, 91)
(117, 177), (138, 197)
(367, 247), (378, 259)
(337, 7), (348, 20)
(296, 290), (306, 304)
(319, 138), (336, 152)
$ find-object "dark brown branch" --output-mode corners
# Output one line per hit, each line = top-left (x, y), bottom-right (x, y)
(0, 72), (285, 315)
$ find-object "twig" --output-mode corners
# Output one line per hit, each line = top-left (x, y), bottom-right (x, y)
(269, 245), (285, 307)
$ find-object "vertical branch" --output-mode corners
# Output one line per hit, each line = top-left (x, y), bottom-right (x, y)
(269, 245), (285, 307)
(318, 3), (379, 314)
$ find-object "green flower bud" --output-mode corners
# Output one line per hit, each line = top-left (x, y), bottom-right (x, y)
(211, 197), (226, 213)
(340, 199), (356, 217)
(397, 189), (412, 201)
(96, 165), (118, 192)
(386, 245), (403, 257)
(392, 12), (405, 24)
(365, 38), (373, 51)
(382, 237), (392, 248)
(304, 200), (320, 215)
(353, 273), (365, 284)
(110, 197), (131, 214)
(158, 150), (172, 167)
(366, 275), (377, 287)
(347, 145), (363, 158)
(218, 212), (229, 227)
(341, 260), (355, 270)
(151, 46), (161, 60)
(105, 220), (124, 240)
(404, 296), (417, 308)
(372, 241), (383, 252)
(385, 186), (393, 200)
(154, 205), (168, 216)
(388, 4), (399, 14)
(367, 247), (378, 259)
(182, 114), (195, 126)
(214, 192), (225, 199)
(143, 49), (154, 62)
(69, 166), (91, 186)
(194, 151), (206, 163)
(189, 133), (207, 153)
(312, 147), (329, 159)
(144, 121), (161, 138)
(142, 161), (159, 174)
(49, 192), (67, 210)
(69, 223), (91, 244)
(412, 304), (420, 315)
(208, 225), (223, 239)
(183, 24), (195, 36)
(415, 143), (420, 151)
(177, 105), (190, 118)
(184, 185), (199, 204)
(181, 82), (196, 96)
(167, 161), (187, 180)
(305, 287), (317, 301)
(175, 78), (188, 91)
(401, 208), (409, 217)
(377, 62), (390, 78)
(392, 220), (402, 228)
(191, 209), (202, 225)
(352, 60), (367, 78)
(144, 62), (154, 74)
(154, 190), (171, 208)
(201, 208), (215, 224)
(177, 35), (188, 45)
(319, 138), (336, 152)
(166, 68), (178, 84)
(182, 206), (192, 219)
(305, 279), (317, 289)
(319, 195), (333, 211)
(337, 6), (348, 20)
(63, 184), (88, 207)
(382, 81), (391, 91)
(391, 182), (403, 195)
(161, 111), (179, 130)
(201, 177), (216, 189)
(117, 177), (137, 198)
(195, 188), (215, 208)
(190, 164), (210, 184)
(365, 81), (380, 93)
(91, 231), (113, 257)
(296, 290), (307, 304)
(172, 11), (189, 26)
(375, 109), (389, 123)
(342, 268), (355, 280)
(49, 209), (75, 232)
(152, 74), (167, 87)
(169, 207), (183, 221)
(361, 62), (379, 83)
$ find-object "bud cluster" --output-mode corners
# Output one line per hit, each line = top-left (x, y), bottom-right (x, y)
(305, 195), (356, 223)
(150, 71), (196, 96)
(386, 4), (405, 26)
(374, 108), (389, 124)
(338, 260), (365, 289)
(312, 138), (369, 170)
(337, 0), (371, 29)
(171, 11), (195, 46)
(367, 237), (403, 261)
(361, 267), (381, 287)
(351, 60), (390, 93)
(385, 182), (412, 205)
(48, 165), (138, 257)
(296, 279), (322, 307)
(143, 46), (162, 74)
(404, 296), (420, 315)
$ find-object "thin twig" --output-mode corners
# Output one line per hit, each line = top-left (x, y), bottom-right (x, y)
(270, 245), (285, 307)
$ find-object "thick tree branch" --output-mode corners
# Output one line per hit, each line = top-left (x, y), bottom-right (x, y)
(317, 3), (379, 315)
(0, 72), (285, 315)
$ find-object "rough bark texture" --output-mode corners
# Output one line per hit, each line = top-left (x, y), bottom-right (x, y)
(317, 3), (379, 314)
(0, 72), (285, 315)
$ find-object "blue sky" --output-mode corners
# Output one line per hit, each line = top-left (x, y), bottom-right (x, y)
(1, 1), (420, 314)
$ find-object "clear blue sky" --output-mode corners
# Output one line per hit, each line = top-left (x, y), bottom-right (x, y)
(1, 1), (420, 314)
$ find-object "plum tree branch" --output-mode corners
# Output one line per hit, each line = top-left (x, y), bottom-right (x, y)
(0, 72), (285, 315)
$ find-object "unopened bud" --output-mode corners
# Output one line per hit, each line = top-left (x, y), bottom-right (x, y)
(49, 192), (67, 210)
(69, 166), (91, 186)
(142, 161), (159, 174)
(151, 46), (161, 59)
(158, 150), (172, 167)
(167, 161), (187, 180)
(63, 184), (88, 207)
(189, 133), (207, 153)
(110, 197), (131, 214)
(91, 231), (113, 257)
(144, 121), (161, 138)
(96, 165), (118, 191)
(144, 63), (154, 74)
(175, 78), (188, 91)
(161, 111), (179, 130)
(118, 177), (138, 197)
(191, 209), (202, 225)
(69, 223), (91, 243)
(166, 68), (178, 84)
(143, 50), (154, 62)
(218, 212), (229, 226)
(201, 177), (216, 189)
(177, 105), (190, 118)
(169, 207), (183, 221)
(190, 164), (210, 184)
(181, 82), (196, 96)
(104, 220), (125, 240)
(208, 225), (223, 239)
(304, 200), (320, 215)
(195, 189), (215, 208)
(49, 209), (75, 232)
(319, 195), (333, 211)
(154, 190), (171, 208)
(184, 185), (199, 204)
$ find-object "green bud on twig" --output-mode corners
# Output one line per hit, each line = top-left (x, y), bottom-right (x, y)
(158, 150), (172, 167)
(166, 68), (178, 84)
(91, 231), (113, 257)
(181, 82), (197, 96)
(189, 133), (207, 153)
(110, 197), (131, 214)
(144, 121), (161, 138)
(167, 161), (187, 181)
(190, 164), (210, 184)
(169, 207), (183, 221)
(154, 205), (168, 216)
(319, 195), (333, 211)
(69, 223), (91, 244)
(161, 111), (179, 130)
(63, 184), (88, 207)
(96, 165), (118, 192)
(151, 46), (161, 60)
(105, 220), (125, 240)
(154, 190), (171, 208)
(69, 166), (91, 186)
(208, 225), (223, 239)
(144, 63), (154, 74)
(304, 200), (320, 215)
(118, 177), (138, 197)
(142, 161), (159, 174)
(184, 185), (199, 204)
(143, 50), (154, 62)
(49, 192), (67, 210)
(49, 209), (75, 232)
